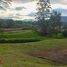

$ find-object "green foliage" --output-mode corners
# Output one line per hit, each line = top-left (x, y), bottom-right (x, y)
(49, 11), (61, 34)
(0, 19), (33, 28)
(36, 0), (62, 36)
(0, 19), (4, 39)
(35, 10), (62, 36)
(51, 33), (64, 39)
(62, 31), (67, 37)
(0, 30), (44, 40)
(35, 0), (52, 36)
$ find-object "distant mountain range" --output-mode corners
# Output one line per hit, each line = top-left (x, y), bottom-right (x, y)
(54, 8), (67, 16)
(27, 7), (67, 25)
(61, 16), (67, 25)
(28, 7), (67, 17)
(61, 16), (67, 22)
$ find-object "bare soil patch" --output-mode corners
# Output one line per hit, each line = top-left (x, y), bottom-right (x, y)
(30, 48), (67, 64)
(0, 57), (3, 64)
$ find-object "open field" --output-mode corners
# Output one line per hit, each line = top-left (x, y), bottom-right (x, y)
(0, 29), (66, 67)
(0, 39), (67, 67)
(0, 30), (44, 40)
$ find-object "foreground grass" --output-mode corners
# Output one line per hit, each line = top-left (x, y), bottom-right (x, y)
(0, 39), (67, 67)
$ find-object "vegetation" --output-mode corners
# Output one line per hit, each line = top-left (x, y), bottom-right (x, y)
(0, 0), (67, 66)
(35, 0), (51, 35)
(0, 19), (33, 28)
(0, 30), (44, 40)
(49, 11), (61, 35)
(0, 39), (67, 67)
(35, 0), (64, 37)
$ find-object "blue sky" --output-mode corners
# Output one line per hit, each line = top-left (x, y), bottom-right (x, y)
(0, 0), (67, 20)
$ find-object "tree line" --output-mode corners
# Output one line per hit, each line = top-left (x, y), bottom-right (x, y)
(0, 19), (33, 28)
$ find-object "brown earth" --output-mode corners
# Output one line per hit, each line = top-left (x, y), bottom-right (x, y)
(0, 57), (3, 64)
(30, 48), (67, 64)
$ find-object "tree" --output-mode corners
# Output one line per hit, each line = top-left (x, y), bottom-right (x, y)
(0, 19), (5, 39)
(36, 0), (51, 20)
(36, 0), (51, 35)
(0, 0), (11, 10)
(49, 10), (61, 35)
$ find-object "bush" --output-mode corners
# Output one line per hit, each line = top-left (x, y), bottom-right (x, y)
(50, 33), (64, 39)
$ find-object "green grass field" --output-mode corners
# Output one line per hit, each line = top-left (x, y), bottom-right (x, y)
(0, 30), (44, 40)
(0, 30), (67, 67)
(0, 39), (67, 67)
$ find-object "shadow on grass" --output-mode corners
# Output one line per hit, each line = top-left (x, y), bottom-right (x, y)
(0, 39), (40, 43)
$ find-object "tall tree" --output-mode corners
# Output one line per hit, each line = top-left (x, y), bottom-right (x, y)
(37, 0), (51, 20)
(36, 0), (51, 35)
(50, 10), (61, 35)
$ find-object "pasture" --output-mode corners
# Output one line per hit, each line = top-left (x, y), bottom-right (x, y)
(0, 29), (66, 67)
(0, 39), (67, 67)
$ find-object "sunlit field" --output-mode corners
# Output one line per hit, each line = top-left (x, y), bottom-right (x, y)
(0, 30), (44, 40)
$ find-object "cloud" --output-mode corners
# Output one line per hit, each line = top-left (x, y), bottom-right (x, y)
(11, 0), (34, 3)
(15, 7), (26, 11)
(10, 0), (67, 4)
(51, 0), (67, 5)
(0, 0), (67, 20)
(1, 0), (67, 4)
(51, 0), (61, 3)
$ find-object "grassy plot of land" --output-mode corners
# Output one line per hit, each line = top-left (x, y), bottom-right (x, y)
(0, 29), (66, 67)
(0, 30), (44, 40)
(0, 39), (67, 67)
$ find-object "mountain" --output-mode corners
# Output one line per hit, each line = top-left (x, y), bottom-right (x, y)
(61, 16), (67, 22)
(53, 8), (67, 16)
(61, 16), (67, 25)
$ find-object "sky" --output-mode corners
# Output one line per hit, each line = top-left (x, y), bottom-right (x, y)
(0, 0), (67, 20)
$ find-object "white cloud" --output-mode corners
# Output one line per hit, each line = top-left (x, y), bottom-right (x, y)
(0, 0), (67, 20)
(51, 3), (67, 9)
(11, 0), (34, 3)
(51, 0), (67, 4)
